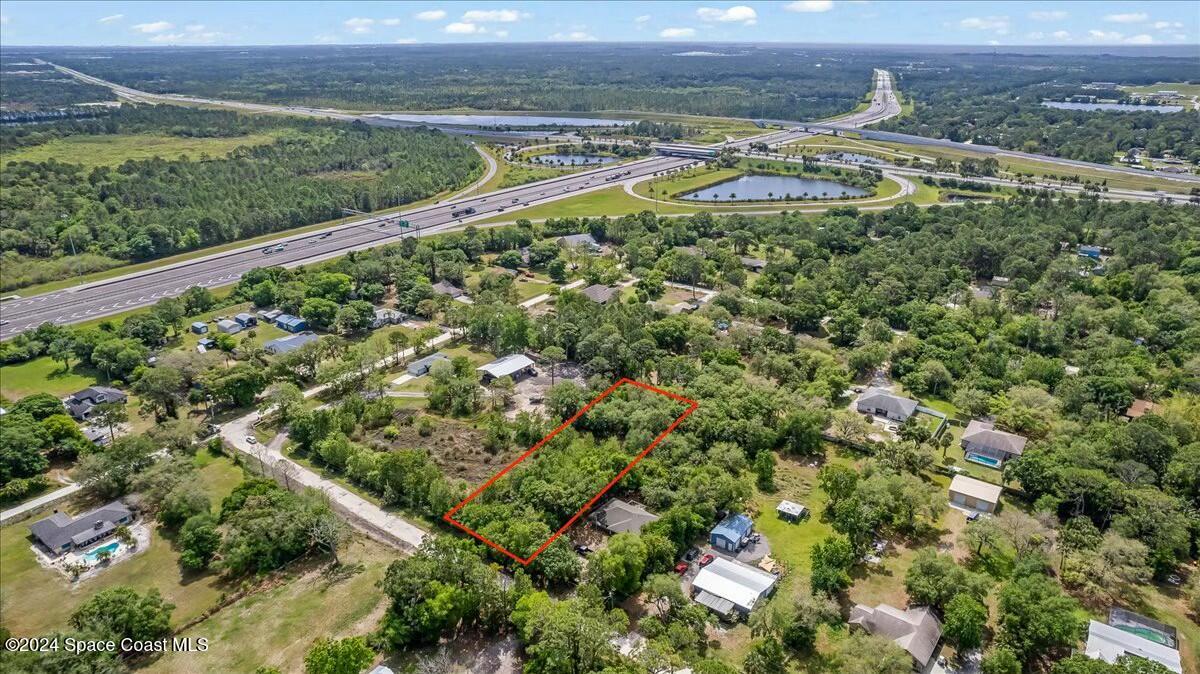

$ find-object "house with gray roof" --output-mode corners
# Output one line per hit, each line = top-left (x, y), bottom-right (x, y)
(263, 331), (319, 355)
(590, 499), (659, 534)
(64, 386), (127, 421)
(580, 284), (619, 305)
(216, 318), (243, 335)
(849, 603), (943, 669)
(477, 353), (536, 384)
(855, 388), (918, 422)
(30, 501), (134, 556)
(961, 420), (1027, 467)
(741, 257), (767, 272)
(431, 280), (465, 299)
(407, 352), (449, 377)
(557, 233), (600, 253)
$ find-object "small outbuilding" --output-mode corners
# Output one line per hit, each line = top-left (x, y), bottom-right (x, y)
(710, 513), (754, 553)
(216, 319), (243, 335)
(477, 353), (536, 384)
(407, 352), (449, 377)
(741, 257), (767, 272)
(948, 475), (1003, 514)
(775, 500), (807, 522)
(234, 312), (257, 328)
(1122, 399), (1160, 420)
(275, 314), (307, 333)
(190, 321), (208, 334)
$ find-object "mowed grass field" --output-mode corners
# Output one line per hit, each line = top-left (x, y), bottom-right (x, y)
(0, 452), (245, 637)
(0, 132), (281, 170)
(145, 535), (395, 674)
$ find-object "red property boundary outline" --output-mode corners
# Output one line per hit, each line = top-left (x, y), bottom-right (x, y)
(443, 378), (697, 565)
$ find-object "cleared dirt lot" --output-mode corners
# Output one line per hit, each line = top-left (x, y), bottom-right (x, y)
(368, 414), (514, 483)
(507, 362), (586, 418)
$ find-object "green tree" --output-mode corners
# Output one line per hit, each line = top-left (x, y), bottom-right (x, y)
(834, 632), (912, 674)
(303, 636), (374, 674)
(70, 587), (173, 650)
(178, 514), (221, 571)
(997, 572), (1084, 661)
(943, 593), (988, 650)
(810, 535), (855, 596)
(744, 637), (788, 674)
(980, 646), (1022, 674)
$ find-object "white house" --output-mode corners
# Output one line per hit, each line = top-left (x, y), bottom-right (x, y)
(948, 475), (1003, 513)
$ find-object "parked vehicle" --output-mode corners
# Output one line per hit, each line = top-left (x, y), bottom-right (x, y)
(699, 554), (715, 567)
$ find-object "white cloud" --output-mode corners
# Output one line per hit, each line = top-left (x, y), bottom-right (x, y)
(1104, 13), (1148, 23)
(959, 16), (1010, 34)
(660, 27), (697, 38)
(550, 30), (597, 41)
(461, 9), (526, 23)
(149, 30), (225, 44)
(785, 1), (834, 12)
(415, 10), (446, 21)
(185, 24), (205, 32)
(381, 18), (402, 26)
(1153, 21), (1183, 30)
(1124, 33), (1154, 44)
(1088, 29), (1123, 42)
(494, 29), (509, 38)
(1053, 30), (1071, 40)
(1026, 31), (1045, 40)
(395, 37), (419, 44)
(444, 21), (485, 34)
(131, 21), (174, 34)
(98, 14), (124, 24)
(635, 15), (651, 24)
(1029, 11), (1067, 21)
(344, 17), (374, 33)
(697, 6), (757, 25)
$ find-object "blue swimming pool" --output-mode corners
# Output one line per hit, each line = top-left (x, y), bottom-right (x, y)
(966, 453), (1001, 469)
(83, 541), (119, 563)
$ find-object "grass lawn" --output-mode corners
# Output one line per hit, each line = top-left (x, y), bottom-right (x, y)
(0, 452), (245, 637)
(0, 356), (101, 400)
(144, 535), (395, 674)
(0, 132), (281, 170)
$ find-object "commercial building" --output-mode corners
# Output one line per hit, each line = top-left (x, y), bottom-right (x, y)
(477, 353), (536, 384)
(690, 557), (778, 619)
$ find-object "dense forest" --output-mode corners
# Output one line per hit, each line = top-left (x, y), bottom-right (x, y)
(2, 195), (1199, 671)
(28, 44), (872, 119)
(879, 53), (1200, 163)
(0, 106), (482, 290)
(0, 58), (115, 112)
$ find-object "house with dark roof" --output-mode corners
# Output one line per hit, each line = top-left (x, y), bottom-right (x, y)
(855, 388), (918, 422)
(64, 386), (127, 421)
(741, 257), (767, 272)
(961, 420), (1027, 467)
(431, 280), (465, 298)
(30, 501), (134, 556)
(590, 499), (659, 534)
(580, 284), (619, 305)
(710, 513), (754, 553)
(849, 603), (943, 669)
(234, 312), (257, 328)
(263, 332), (319, 355)
(1123, 399), (1160, 420)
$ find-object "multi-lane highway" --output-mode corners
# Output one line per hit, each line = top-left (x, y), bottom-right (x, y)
(0, 155), (694, 337)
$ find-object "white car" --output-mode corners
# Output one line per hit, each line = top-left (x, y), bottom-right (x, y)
(245, 436), (258, 445)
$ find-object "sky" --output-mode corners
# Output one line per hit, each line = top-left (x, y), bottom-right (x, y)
(0, 1), (1196, 48)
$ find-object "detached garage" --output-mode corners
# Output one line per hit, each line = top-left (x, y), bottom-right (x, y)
(949, 475), (1003, 513)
